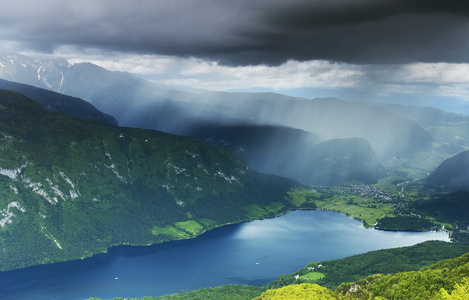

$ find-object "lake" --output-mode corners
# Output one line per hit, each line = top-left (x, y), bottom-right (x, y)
(0, 210), (449, 300)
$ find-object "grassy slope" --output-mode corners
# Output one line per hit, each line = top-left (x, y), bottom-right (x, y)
(336, 251), (469, 299)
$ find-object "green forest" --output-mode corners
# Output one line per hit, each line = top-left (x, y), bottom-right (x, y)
(0, 90), (299, 271)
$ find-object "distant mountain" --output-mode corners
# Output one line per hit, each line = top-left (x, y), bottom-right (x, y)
(427, 150), (469, 190)
(273, 86), (469, 115)
(0, 53), (50, 89)
(0, 78), (118, 125)
(0, 53), (433, 162)
(183, 123), (383, 185)
(305, 137), (384, 185)
(381, 103), (469, 155)
(0, 90), (299, 271)
(171, 94), (433, 159)
(0, 53), (182, 125)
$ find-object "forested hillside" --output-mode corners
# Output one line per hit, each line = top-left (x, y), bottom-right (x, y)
(0, 90), (299, 271)
(337, 250), (469, 299)
(266, 240), (469, 291)
(427, 150), (469, 190)
(0, 78), (118, 125)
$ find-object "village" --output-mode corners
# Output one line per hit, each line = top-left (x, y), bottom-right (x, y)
(334, 185), (395, 202)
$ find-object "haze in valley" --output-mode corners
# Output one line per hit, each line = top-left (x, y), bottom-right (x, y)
(2, 2), (469, 299)
(1, 1), (469, 186)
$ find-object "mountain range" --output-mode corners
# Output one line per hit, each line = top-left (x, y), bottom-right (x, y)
(1, 50), (469, 300)
(3, 53), (469, 182)
(0, 78), (385, 186)
(0, 53), (434, 160)
(0, 52), (468, 274)
(0, 53), (404, 185)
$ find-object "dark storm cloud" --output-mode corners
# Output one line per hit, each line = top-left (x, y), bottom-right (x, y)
(242, 0), (469, 65)
(1, 0), (469, 65)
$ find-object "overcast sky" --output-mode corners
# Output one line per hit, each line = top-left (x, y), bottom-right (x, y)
(1, 0), (469, 101)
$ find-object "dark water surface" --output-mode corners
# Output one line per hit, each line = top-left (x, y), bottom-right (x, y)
(0, 210), (449, 300)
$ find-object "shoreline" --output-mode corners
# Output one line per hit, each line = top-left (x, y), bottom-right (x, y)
(0, 206), (451, 273)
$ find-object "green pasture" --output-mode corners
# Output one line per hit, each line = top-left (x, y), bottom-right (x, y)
(300, 272), (325, 281)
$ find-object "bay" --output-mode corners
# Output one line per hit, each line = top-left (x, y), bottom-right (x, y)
(0, 210), (449, 300)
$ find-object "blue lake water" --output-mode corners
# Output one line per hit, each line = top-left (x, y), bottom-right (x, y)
(0, 210), (449, 300)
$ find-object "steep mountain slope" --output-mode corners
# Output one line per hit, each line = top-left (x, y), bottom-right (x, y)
(0, 90), (298, 271)
(0, 53), (433, 161)
(0, 78), (118, 125)
(0, 53), (48, 88)
(404, 150), (469, 231)
(427, 150), (469, 189)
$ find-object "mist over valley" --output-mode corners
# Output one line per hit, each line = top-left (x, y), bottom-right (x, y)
(1, 1), (469, 298)
(1, 53), (461, 186)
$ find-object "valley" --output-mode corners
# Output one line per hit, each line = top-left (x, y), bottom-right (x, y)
(2, 2), (469, 299)
(0, 54), (469, 299)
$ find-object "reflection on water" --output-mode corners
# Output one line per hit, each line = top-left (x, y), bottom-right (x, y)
(0, 210), (449, 300)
